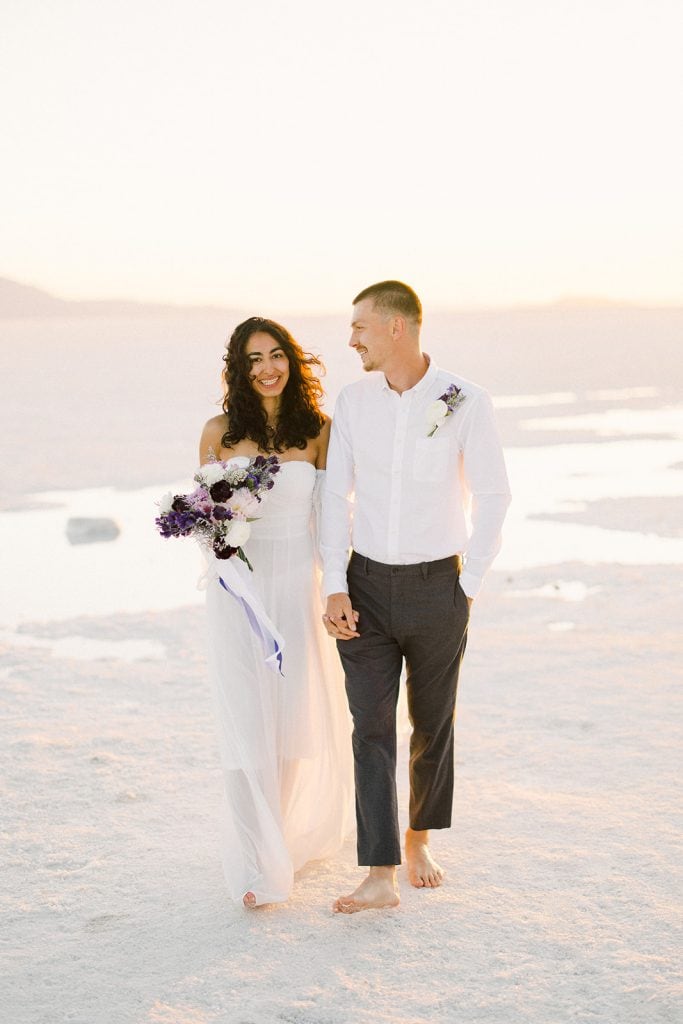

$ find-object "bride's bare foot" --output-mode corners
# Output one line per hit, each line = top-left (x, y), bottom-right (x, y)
(333, 867), (400, 914)
(243, 891), (257, 908)
(405, 828), (444, 888)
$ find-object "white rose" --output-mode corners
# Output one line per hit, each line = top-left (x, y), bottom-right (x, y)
(226, 519), (251, 547)
(426, 399), (449, 427)
(158, 492), (174, 514)
(198, 463), (225, 486)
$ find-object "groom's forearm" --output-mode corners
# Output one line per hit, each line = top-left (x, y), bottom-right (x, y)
(459, 491), (512, 598)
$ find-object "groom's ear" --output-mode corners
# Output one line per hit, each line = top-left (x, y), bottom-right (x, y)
(391, 315), (406, 340)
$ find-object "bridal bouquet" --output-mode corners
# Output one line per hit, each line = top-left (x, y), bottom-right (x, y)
(155, 455), (281, 570)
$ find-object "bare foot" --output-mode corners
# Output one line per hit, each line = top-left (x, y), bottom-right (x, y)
(243, 891), (257, 908)
(333, 867), (400, 914)
(405, 828), (444, 888)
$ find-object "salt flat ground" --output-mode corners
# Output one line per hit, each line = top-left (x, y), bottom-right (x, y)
(1, 308), (682, 1023)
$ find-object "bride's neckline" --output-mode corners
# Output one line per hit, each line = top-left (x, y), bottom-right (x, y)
(279, 460), (317, 471)
(219, 456), (317, 472)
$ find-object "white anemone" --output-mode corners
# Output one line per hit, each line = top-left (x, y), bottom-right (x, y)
(226, 520), (251, 548)
(199, 463), (226, 486)
(158, 492), (174, 514)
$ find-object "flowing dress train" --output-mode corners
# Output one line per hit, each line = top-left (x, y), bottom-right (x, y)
(205, 461), (354, 904)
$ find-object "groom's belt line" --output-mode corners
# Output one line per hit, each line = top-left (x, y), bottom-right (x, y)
(350, 552), (462, 577)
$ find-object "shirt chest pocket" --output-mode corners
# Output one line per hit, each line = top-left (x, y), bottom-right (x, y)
(413, 436), (455, 482)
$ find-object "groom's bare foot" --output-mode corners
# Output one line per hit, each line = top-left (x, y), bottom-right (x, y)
(243, 891), (257, 908)
(405, 828), (444, 888)
(333, 867), (400, 914)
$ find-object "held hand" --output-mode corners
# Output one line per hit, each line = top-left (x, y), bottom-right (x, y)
(323, 593), (360, 640)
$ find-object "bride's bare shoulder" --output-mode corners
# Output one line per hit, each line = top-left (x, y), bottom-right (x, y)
(202, 413), (227, 432)
(199, 414), (228, 464)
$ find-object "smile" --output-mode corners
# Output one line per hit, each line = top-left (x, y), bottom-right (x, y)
(257, 376), (280, 387)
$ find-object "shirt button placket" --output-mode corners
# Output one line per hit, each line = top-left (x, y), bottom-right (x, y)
(387, 395), (410, 563)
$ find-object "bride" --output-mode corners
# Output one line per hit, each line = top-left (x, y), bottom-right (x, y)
(198, 316), (353, 907)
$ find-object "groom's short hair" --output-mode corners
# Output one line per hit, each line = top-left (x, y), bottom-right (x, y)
(353, 280), (422, 326)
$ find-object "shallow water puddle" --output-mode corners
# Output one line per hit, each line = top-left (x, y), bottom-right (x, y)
(1, 416), (683, 625)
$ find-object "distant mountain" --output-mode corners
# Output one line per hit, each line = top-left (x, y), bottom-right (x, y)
(0, 276), (235, 319)
(0, 277), (69, 317)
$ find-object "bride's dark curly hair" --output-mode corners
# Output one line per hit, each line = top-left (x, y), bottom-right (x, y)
(221, 316), (326, 452)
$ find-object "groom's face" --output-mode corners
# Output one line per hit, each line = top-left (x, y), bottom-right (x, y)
(349, 299), (394, 373)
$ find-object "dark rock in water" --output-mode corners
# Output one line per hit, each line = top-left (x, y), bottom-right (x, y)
(66, 517), (121, 545)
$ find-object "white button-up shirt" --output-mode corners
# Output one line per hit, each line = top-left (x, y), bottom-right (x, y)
(320, 356), (511, 599)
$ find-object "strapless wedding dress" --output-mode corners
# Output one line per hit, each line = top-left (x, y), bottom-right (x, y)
(205, 461), (354, 904)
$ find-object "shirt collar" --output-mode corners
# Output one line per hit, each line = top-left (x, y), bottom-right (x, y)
(380, 353), (439, 396)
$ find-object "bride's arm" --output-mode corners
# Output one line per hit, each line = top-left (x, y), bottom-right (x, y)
(315, 415), (331, 469)
(310, 416), (332, 578)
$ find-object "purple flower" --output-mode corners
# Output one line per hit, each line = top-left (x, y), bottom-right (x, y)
(155, 509), (198, 538)
(187, 486), (212, 515)
(212, 505), (232, 521)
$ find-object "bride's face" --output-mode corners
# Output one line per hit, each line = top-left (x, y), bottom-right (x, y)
(245, 332), (290, 400)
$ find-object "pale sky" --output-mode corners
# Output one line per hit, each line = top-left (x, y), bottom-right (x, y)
(1, 0), (681, 312)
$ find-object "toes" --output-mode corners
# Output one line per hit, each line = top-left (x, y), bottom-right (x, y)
(333, 897), (355, 914)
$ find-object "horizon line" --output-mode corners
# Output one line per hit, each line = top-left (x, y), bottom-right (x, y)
(2, 273), (683, 316)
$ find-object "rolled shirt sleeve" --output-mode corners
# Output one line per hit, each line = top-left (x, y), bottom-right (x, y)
(458, 390), (512, 599)
(320, 392), (355, 598)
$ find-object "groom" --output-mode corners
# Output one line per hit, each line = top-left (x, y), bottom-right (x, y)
(320, 280), (511, 913)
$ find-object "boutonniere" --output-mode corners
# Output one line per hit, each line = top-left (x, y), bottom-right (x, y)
(425, 384), (467, 437)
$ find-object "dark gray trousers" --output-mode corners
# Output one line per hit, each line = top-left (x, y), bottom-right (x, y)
(337, 551), (470, 867)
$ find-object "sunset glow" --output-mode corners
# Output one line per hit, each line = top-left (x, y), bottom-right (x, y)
(1, 0), (681, 311)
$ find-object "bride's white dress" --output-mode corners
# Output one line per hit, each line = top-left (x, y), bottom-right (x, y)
(205, 460), (354, 904)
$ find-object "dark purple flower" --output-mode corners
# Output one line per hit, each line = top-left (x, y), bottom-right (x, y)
(209, 480), (233, 503)
(172, 496), (189, 512)
(213, 539), (237, 560)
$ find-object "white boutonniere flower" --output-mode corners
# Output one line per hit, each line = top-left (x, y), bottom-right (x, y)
(426, 399), (449, 435)
(426, 384), (467, 436)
